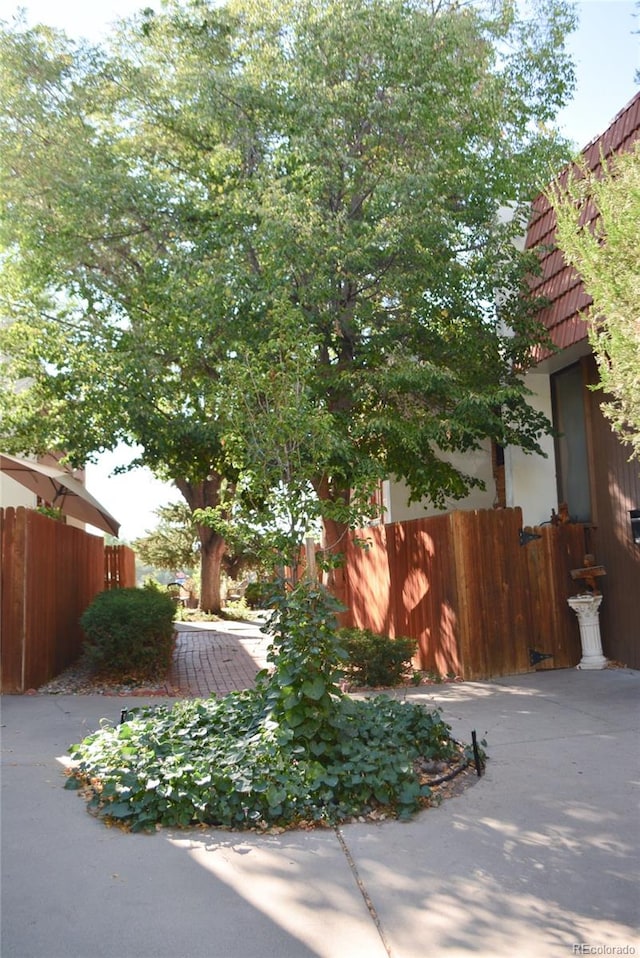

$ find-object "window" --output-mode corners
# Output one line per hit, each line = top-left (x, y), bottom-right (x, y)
(551, 362), (592, 522)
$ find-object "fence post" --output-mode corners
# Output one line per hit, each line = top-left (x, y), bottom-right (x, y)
(305, 537), (317, 584)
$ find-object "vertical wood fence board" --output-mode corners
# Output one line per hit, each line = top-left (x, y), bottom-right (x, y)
(478, 510), (498, 674)
(1, 509), (27, 692)
(512, 509), (534, 673)
(123, 546), (136, 587)
(526, 527), (550, 661)
(392, 516), (462, 675)
(473, 509), (496, 678)
(388, 521), (410, 640)
(449, 511), (474, 677)
(432, 517), (462, 678)
(488, 509), (522, 676)
(64, 525), (79, 667)
(391, 518), (422, 646)
(24, 512), (53, 688)
(535, 528), (554, 658)
(467, 509), (491, 679)
(402, 518), (432, 671)
(511, 512), (536, 674)
(344, 526), (394, 637)
(450, 510), (484, 679)
(54, 521), (75, 674)
(482, 508), (530, 678)
(28, 514), (41, 686)
(525, 527), (554, 665)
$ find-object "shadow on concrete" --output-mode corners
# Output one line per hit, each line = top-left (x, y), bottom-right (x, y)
(1, 779), (320, 958)
(341, 767), (639, 956)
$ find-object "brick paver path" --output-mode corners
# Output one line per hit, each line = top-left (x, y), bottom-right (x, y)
(169, 621), (271, 697)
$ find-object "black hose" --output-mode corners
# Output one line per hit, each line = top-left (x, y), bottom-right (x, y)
(422, 757), (471, 787)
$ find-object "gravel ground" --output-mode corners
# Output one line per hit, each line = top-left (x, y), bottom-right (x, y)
(36, 657), (181, 697)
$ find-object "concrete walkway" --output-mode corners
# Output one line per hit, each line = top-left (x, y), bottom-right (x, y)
(2, 662), (639, 957)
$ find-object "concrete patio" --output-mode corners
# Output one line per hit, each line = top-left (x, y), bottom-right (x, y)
(2, 657), (638, 957)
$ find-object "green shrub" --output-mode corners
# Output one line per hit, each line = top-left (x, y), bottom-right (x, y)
(339, 628), (417, 687)
(81, 587), (176, 680)
(244, 581), (275, 609)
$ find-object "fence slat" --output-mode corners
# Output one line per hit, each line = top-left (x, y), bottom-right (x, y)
(1, 508), (27, 691)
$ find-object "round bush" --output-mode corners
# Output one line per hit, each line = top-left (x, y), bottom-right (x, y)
(243, 581), (275, 609)
(81, 587), (176, 679)
(339, 628), (417, 687)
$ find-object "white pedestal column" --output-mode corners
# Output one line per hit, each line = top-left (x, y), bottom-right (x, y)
(567, 594), (607, 670)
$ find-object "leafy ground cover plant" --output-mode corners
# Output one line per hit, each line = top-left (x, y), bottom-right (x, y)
(65, 691), (460, 832)
(66, 582), (468, 832)
(339, 628), (417, 688)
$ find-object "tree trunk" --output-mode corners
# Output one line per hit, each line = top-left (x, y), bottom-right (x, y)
(313, 475), (351, 615)
(174, 475), (228, 614)
(198, 526), (227, 613)
(320, 514), (349, 613)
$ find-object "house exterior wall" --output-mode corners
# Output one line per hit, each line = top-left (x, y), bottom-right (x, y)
(521, 91), (640, 669)
(383, 442), (496, 523)
(506, 354), (640, 669)
(504, 370), (557, 527)
(0, 474), (37, 509)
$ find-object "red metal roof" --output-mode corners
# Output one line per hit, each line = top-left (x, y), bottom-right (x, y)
(526, 90), (640, 360)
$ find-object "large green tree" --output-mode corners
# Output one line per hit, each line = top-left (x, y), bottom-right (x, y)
(552, 142), (640, 461)
(0, 16), (237, 609)
(1, 0), (577, 605)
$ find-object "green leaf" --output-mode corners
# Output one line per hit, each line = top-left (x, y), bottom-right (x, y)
(266, 785), (287, 808)
(321, 772), (339, 787)
(104, 802), (134, 819)
(301, 677), (326, 701)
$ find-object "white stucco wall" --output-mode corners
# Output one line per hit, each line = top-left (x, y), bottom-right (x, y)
(504, 370), (558, 527)
(383, 441), (496, 523)
(0, 474), (37, 509)
(381, 372), (559, 528)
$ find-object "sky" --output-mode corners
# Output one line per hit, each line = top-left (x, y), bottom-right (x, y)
(1, 0), (638, 540)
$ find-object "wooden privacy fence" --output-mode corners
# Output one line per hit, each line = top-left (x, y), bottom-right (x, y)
(1, 508), (136, 693)
(343, 507), (588, 680)
(104, 543), (136, 590)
